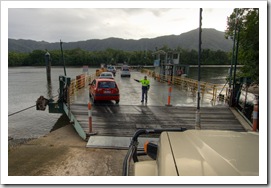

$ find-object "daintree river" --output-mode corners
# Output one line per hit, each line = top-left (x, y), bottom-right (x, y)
(7, 66), (231, 139)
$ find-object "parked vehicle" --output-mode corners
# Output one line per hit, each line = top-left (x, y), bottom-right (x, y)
(107, 65), (117, 76)
(123, 129), (259, 176)
(89, 78), (120, 104)
(120, 66), (131, 77)
(98, 72), (114, 79)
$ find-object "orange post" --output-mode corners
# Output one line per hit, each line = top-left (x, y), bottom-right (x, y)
(252, 97), (259, 131)
(166, 86), (172, 106)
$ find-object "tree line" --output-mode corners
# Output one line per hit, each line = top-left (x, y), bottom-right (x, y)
(8, 47), (231, 67)
(225, 8), (259, 83)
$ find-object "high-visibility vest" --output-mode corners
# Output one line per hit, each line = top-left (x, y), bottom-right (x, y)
(140, 79), (150, 86)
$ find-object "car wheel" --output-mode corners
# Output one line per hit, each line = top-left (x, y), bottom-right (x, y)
(116, 100), (119, 104)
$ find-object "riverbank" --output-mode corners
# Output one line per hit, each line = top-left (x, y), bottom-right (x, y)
(8, 123), (127, 176)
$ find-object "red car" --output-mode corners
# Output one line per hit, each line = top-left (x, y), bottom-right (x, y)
(89, 78), (120, 104)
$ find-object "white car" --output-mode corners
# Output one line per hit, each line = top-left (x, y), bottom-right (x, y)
(123, 129), (259, 176)
(120, 66), (131, 77)
(107, 66), (116, 76)
(98, 72), (114, 79)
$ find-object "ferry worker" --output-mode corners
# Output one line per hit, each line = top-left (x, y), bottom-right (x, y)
(134, 76), (150, 103)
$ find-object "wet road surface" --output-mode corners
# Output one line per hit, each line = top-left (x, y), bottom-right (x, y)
(69, 71), (245, 140)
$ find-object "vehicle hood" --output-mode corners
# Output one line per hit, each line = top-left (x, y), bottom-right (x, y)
(165, 130), (259, 176)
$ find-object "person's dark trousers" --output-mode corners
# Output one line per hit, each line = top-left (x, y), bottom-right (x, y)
(141, 86), (148, 102)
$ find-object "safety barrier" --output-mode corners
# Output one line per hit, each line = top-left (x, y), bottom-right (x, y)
(68, 74), (93, 104)
(67, 67), (107, 104)
(96, 67), (106, 76)
(69, 79), (76, 95)
(76, 74), (86, 89)
(141, 68), (228, 101)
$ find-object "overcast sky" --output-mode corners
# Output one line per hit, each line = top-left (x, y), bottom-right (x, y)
(6, 1), (240, 43)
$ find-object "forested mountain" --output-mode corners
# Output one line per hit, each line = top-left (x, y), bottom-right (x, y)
(8, 28), (232, 53)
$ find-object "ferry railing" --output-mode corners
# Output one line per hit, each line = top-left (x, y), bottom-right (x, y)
(68, 73), (95, 104)
(68, 67), (109, 104)
(141, 68), (228, 101)
(68, 68), (229, 103)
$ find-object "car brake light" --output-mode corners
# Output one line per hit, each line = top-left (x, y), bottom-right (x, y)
(144, 141), (158, 160)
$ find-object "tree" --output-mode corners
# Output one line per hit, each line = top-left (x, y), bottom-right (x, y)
(180, 49), (198, 65)
(8, 52), (28, 66)
(225, 8), (259, 83)
(8, 47), (230, 67)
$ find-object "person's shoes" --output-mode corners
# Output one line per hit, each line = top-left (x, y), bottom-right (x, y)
(141, 100), (144, 103)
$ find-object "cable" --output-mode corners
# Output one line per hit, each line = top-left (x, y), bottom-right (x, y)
(8, 94), (59, 117)
(8, 105), (36, 117)
(218, 80), (229, 96)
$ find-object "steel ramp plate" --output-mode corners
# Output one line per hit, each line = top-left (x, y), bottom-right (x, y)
(86, 136), (159, 150)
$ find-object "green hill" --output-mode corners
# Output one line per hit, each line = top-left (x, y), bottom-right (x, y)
(8, 28), (232, 53)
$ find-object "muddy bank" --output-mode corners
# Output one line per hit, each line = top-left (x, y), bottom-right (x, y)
(8, 123), (128, 176)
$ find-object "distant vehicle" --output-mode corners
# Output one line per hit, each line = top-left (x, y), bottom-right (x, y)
(120, 66), (131, 77)
(123, 129), (259, 176)
(89, 78), (120, 104)
(107, 66), (117, 76)
(98, 72), (114, 79)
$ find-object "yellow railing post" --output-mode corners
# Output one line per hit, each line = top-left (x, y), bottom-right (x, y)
(212, 85), (216, 101)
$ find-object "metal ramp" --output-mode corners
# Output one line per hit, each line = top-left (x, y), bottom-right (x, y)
(66, 103), (247, 146)
(86, 136), (159, 150)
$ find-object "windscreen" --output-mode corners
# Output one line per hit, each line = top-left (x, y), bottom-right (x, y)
(98, 81), (116, 88)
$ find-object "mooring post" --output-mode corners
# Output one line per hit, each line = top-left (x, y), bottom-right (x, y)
(45, 51), (51, 82)
(45, 51), (52, 99)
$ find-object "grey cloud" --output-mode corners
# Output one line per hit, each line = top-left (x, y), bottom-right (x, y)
(8, 7), (233, 42)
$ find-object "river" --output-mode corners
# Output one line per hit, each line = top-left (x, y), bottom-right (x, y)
(7, 66), (230, 140)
